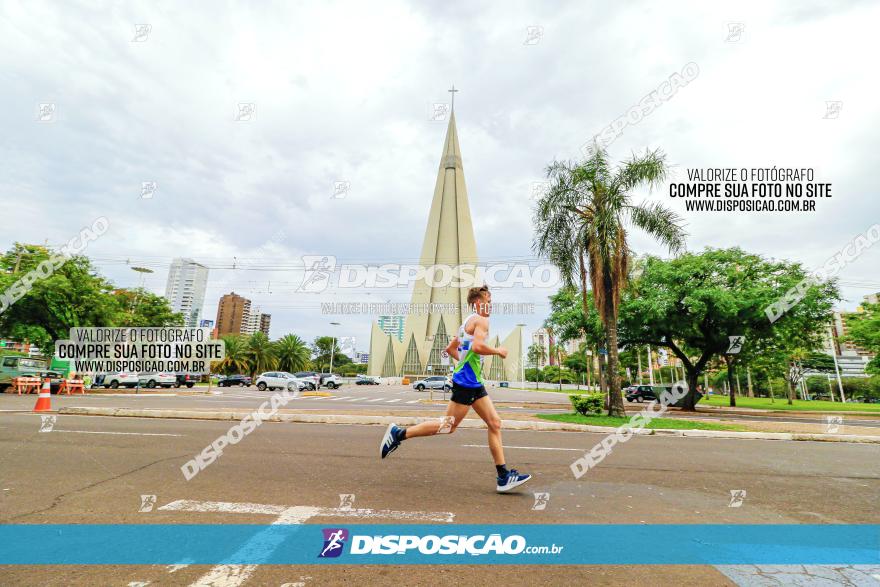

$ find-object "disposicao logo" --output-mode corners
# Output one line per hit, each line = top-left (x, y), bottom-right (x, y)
(318, 528), (349, 558)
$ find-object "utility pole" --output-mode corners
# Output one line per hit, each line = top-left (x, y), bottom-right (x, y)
(637, 350), (643, 385)
(830, 344), (847, 403)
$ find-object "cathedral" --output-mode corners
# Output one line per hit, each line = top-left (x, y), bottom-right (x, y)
(367, 110), (523, 381)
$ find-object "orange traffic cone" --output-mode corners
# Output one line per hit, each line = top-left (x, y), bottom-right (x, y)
(33, 378), (52, 412)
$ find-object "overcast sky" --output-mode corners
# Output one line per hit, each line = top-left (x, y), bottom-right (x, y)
(2, 0), (878, 354)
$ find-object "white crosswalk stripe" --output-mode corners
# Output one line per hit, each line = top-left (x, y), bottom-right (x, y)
(386, 399), (401, 403)
(331, 396), (352, 401)
(406, 400), (420, 404)
(366, 398), (385, 402)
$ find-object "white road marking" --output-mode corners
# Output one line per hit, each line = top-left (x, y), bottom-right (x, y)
(385, 399), (402, 403)
(406, 400), (420, 404)
(51, 430), (182, 437)
(84, 393), (178, 397)
(167, 561), (193, 573)
(159, 499), (453, 587)
(366, 398), (385, 402)
(462, 444), (582, 451)
(348, 397), (367, 401)
(331, 396), (352, 401)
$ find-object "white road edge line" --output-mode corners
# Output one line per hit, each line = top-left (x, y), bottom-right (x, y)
(51, 430), (182, 437)
(462, 444), (582, 451)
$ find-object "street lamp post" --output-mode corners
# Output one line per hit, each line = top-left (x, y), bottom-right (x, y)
(130, 266), (154, 316)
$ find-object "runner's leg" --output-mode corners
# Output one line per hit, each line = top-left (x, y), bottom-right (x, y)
(403, 400), (470, 438)
(471, 395), (505, 466)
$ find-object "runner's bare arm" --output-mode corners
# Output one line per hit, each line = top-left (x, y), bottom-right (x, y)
(445, 336), (460, 361)
(470, 317), (507, 358)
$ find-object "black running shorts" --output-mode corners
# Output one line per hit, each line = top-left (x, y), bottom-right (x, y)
(450, 382), (488, 406)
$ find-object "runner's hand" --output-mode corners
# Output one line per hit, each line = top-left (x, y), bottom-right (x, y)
(496, 347), (508, 359)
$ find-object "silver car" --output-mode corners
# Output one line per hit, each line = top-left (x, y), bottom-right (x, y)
(138, 371), (177, 388)
(412, 375), (451, 392)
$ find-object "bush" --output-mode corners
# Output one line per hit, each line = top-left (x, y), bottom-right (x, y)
(569, 393), (604, 415)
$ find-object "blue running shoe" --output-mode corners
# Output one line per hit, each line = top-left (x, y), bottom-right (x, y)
(380, 423), (402, 459)
(496, 469), (531, 493)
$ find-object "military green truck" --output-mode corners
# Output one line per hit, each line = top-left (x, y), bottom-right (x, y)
(0, 355), (63, 393)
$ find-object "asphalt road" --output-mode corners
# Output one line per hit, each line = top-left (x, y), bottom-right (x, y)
(1, 410), (878, 586)
(0, 384), (574, 414)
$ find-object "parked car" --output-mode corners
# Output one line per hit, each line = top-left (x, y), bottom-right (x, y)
(625, 384), (701, 407)
(294, 371), (320, 390)
(0, 356), (49, 392)
(138, 371), (177, 389)
(320, 373), (342, 389)
(355, 375), (381, 385)
(174, 372), (200, 388)
(255, 372), (304, 392)
(218, 374), (252, 387)
(0, 356), (67, 393)
(412, 375), (451, 392)
(101, 371), (140, 389)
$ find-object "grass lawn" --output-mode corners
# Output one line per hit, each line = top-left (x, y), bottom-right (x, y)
(537, 412), (747, 431)
(699, 395), (880, 413)
(509, 386), (596, 394)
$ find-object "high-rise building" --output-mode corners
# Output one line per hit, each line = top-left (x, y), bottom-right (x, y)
(238, 304), (271, 337)
(259, 313), (271, 337)
(216, 292), (251, 335)
(377, 315), (405, 342)
(531, 328), (553, 368)
(165, 258), (209, 327)
(368, 109), (522, 380)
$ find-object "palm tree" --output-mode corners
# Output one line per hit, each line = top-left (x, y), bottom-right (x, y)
(215, 335), (250, 375)
(274, 334), (310, 373)
(533, 145), (686, 416)
(246, 331), (277, 379)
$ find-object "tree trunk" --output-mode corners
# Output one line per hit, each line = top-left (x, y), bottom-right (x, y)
(604, 299), (625, 417)
(724, 355), (737, 408)
(597, 350), (607, 395)
(682, 369), (699, 412)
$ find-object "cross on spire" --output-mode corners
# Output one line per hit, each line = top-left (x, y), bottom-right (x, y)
(448, 84), (459, 112)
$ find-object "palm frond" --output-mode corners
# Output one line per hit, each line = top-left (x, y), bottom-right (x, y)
(627, 201), (687, 254)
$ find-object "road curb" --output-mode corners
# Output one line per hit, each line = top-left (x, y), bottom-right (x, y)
(55, 407), (880, 443)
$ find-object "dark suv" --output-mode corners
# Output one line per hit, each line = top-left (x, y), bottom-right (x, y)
(218, 374), (251, 387)
(625, 384), (700, 407)
(625, 385), (666, 403)
(174, 372), (200, 388)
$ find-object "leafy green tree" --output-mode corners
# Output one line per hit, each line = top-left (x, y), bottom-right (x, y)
(274, 334), (310, 373)
(844, 303), (880, 374)
(311, 336), (340, 372)
(112, 288), (184, 327)
(533, 145), (686, 416)
(618, 248), (839, 410)
(246, 331), (277, 378)
(801, 351), (837, 373)
(0, 244), (119, 354)
(544, 286), (605, 390)
(215, 335), (250, 375)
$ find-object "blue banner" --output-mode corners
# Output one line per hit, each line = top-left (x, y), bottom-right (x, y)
(0, 524), (877, 565)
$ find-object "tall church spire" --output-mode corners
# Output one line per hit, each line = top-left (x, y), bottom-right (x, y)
(368, 107), (520, 380)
